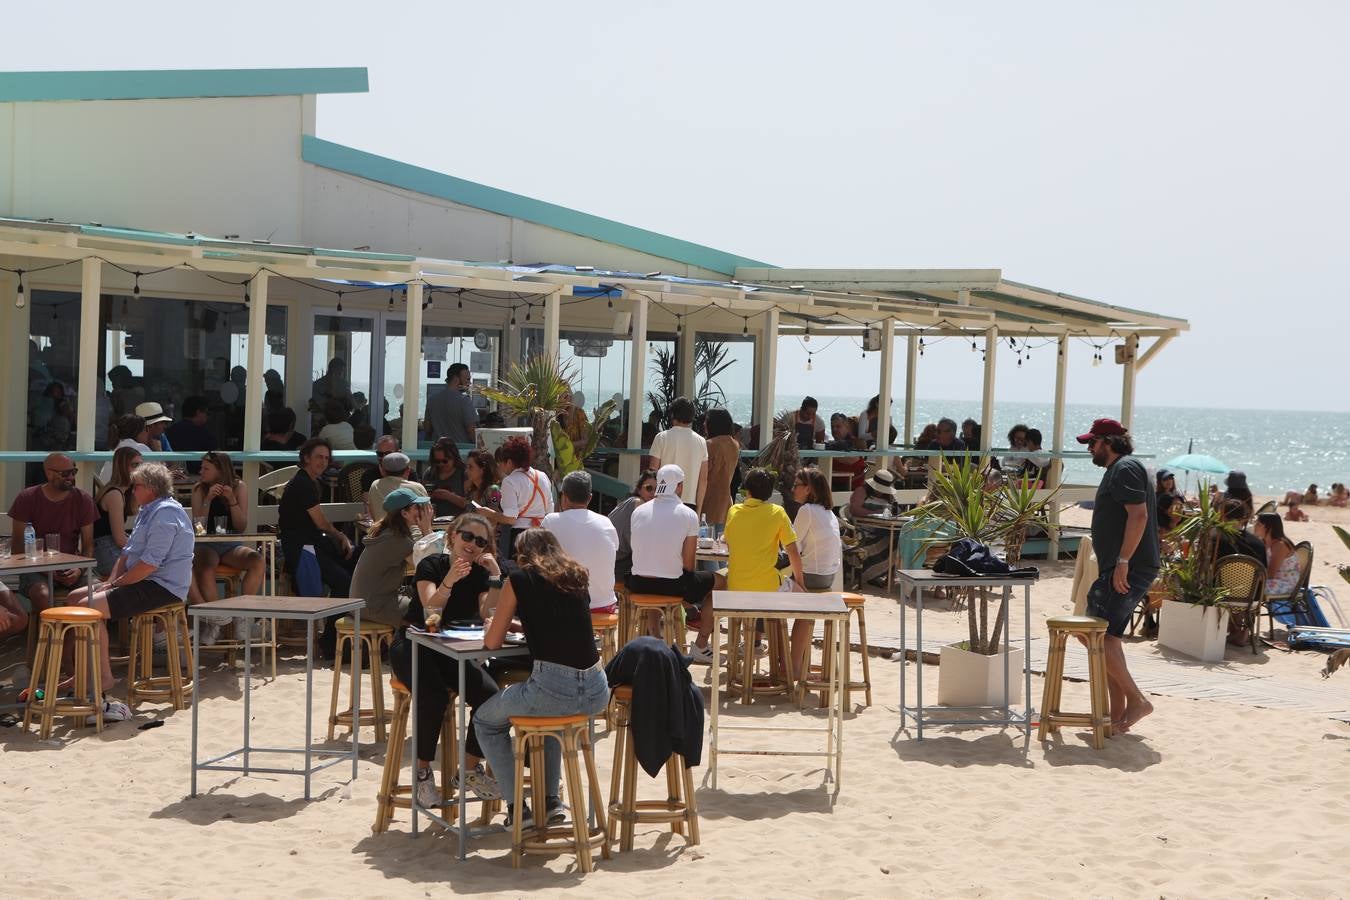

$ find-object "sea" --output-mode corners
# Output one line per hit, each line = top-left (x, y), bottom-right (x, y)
(714, 394), (1350, 496)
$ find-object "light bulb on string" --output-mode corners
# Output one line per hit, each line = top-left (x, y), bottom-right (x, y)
(243, 280), (250, 305)
(457, 293), (463, 310)
(742, 317), (748, 335)
(336, 291), (344, 313)
(388, 288), (396, 309)
(607, 295), (613, 309)
(524, 305), (531, 322)
(133, 272), (141, 297)
(14, 270), (25, 309)
(971, 340), (977, 352)
(806, 354), (813, 372)
(510, 308), (517, 326)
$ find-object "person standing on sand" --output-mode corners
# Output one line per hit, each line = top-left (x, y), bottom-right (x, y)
(1078, 417), (1159, 734)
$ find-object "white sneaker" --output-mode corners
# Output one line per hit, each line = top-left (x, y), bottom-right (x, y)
(415, 769), (442, 809)
(455, 764), (502, 800)
(688, 644), (715, 665)
(152, 631), (167, 651)
(197, 621), (223, 647)
(87, 697), (131, 725)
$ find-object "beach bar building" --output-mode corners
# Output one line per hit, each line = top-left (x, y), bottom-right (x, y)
(0, 67), (1188, 544)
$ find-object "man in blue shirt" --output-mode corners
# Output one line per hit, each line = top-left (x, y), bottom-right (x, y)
(68, 461), (195, 721)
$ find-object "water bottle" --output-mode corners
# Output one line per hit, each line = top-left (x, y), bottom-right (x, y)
(699, 514), (709, 542)
(23, 524), (37, 560)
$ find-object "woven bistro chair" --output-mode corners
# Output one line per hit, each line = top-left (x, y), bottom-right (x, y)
(340, 462), (378, 504)
(1264, 541), (1314, 640)
(1213, 554), (1266, 654)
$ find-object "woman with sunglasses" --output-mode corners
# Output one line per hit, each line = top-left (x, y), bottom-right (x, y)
(423, 437), (468, 518)
(477, 528), (609, 828)
(93, 446), (142, 576)
(389, 511), (504, 809)
(190, 451), (265, 641)
(607, 469), (657, 579)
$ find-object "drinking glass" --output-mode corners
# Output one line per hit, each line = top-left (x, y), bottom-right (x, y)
(214, 516), (228, 535)
(0, 537), (10, 559)
(45, 534), (60, 556)
(193, 517), (207, 536)
(33, 538), (45, 556)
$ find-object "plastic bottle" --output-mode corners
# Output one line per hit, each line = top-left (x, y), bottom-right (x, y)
(699, 513), (709, 542)
(23, 524), (37, 560)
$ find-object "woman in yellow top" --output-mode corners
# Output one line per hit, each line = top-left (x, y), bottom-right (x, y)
(724, 468), (806, 592)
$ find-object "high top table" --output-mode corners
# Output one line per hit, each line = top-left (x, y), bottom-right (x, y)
(0, 550), (97, 596)
(708, 591), (849, 795)
(894, 570), (1038, 740)
(407, 630), (530, 859)
(189, 594), (365, 800)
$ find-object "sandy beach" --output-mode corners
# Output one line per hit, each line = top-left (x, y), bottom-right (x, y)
(3, 500), (1349, 898)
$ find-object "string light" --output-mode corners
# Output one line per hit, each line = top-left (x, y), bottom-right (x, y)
(243, 279), (250, 305)
(510, 307), (517, 326)
(388, 288), (396, 308)
(132, 272), (141, 296)
(607, 295), (613, 309)
(14, 270), (24, 309)
(336, 291), (344, 313)
(742, 316), (749, 335)
(457, 292), (463, 310)
(806, 353), (814, 372)
(524, 304), (531, 322)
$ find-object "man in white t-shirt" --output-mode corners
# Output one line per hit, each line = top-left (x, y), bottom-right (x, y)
(543, 471), (619, 612)
(649, 397), (709, 514)
(365, 452), (429, 521)
(627, 463), (721, 662)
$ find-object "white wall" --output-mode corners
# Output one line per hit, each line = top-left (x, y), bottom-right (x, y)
(3, 96), (305, 242)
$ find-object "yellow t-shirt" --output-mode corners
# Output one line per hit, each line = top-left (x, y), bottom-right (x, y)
(724, 498), (797, 591)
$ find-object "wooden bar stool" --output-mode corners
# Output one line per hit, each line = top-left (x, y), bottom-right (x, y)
(1038, 615), (1111, 750)
(373, 676), (457, 832)
(627, 594), (686, 653)
(800, 591), (873, 709)
(606, 686), (699, 853)
(510, 714), (610, 873)
(24, 607), (108, 740)
(127, 602), (194, 711)
(591, 611), (621, 665)
(613, 582), (629, 645)
(328, 618), (395, 743)
(725, 615), (794, 703)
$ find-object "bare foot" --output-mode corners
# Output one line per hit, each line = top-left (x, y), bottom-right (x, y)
(1119, 697), (1154, 733)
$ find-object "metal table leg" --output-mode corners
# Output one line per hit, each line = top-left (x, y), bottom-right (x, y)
(191, 614), (200, 797)
(916, 583), (925, 740)
(1024, 583), (1033, 738)
(304, 619), (314, 800)
(709, 611), (721, 789)
(457, 655), (468, 860)
(351, 609), (361, 782)
(411, 636), (420, 837)
(244, 614), (253, 774)
(898, 583), (907, 731)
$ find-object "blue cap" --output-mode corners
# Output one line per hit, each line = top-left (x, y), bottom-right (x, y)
(383, 486), (430, 512)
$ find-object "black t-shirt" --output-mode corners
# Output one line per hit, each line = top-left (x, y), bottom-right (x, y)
(1155, 490), (1183, 530)
(508, 569), (599, 670)
(279, 470), (324, 546)
(424, 468), (467, 518)
(412, 554), (489, 627)
(1091, 455), (1161, 575)
(261, 432), (307, 452)
(1218, 529), (1266, 564)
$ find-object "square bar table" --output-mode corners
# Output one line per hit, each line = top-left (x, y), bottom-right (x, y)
(408, 630), (530, 859)
(895, 570), (1038, 740)
(708, 591), (849, 794)
(189, 595), (365, 800)
(192, 532), (280, 676)
(0, 550), (97, 597)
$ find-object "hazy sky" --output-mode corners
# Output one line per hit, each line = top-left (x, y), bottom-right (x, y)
(10, 1), (1349, 412)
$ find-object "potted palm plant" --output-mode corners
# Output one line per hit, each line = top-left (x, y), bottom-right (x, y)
(1156, 483), (1236, 662)
(908, 456), (1056, 706)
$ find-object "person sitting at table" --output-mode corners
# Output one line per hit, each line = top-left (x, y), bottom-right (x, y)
(317, 399), (356, 451)
(0, 582), (27, 642)
(725, 468), (806, 598)
(477, 528), (611, 829)
(93, 446), (142, 576)
(8, 452), (99, 622)
(260, 407), (307, 451)
(190, 451), (266, 644)
(543, 471), (619, 613)
(628, 464), (721, 663)
(351, 487), (433, 630)
(826, 413), (867, 493)
(390, 510), (504, 809)
(848, 468), (900, 586)
(608, 469), (656, 579)
(365, 451), (429, 522)
(788, 466), (843, 676)
(278, 438), (354, 658)
(422, 437), (468, 518)
(66, 462), (194, 722)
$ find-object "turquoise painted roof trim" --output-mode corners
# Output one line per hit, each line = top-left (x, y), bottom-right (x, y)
(0, 67), (368, 102)
(301, 135), (773, 276)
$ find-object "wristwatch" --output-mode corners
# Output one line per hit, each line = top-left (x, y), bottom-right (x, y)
(1116, 557), (1130, 566)
(487, 575), (506, 589)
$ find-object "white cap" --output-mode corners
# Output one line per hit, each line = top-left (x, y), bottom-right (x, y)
(654, 464), (685, 498)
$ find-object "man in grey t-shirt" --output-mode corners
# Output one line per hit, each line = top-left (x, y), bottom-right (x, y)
(424, 363), (478, 445)
(1080, 417), (1159, 735)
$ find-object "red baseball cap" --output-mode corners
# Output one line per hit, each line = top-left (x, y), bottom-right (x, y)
(1076, 417), (1126, 444)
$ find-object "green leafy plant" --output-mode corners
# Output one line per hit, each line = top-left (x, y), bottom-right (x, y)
(907, 456), (1058, 654)
(646, 338), (735, 428)
(755, 410), (801, 499)
(480, 354), (575, 482)
(551, 397), (619, 479)
(1335, 525), (1350, 589)
(1160, 481), (1239, 607)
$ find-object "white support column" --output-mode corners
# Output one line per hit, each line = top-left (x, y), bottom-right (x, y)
(980, 325), (999, 456)
(243, 272), (269, 532)
(286, 293), (312, 424)
(1048, 335), (1069, 560)
(754, 309), (780, 448)
(677, 327), (697, 400)
(403, 282), (425, 451)
(75, 258), (102, 494)
(904, 334), (918, 446)
(621, 297), (649, 485)
(1120, 333), (1139, 430)
(0, 273), (30, 504)
(875, 318), (895, 459)
(543, 289), (562, 364)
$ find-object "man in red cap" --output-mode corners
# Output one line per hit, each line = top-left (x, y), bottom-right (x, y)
(1078, 417), (1159, 733)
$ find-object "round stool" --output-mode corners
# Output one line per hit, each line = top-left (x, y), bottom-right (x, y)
(800, 592), (873, 709)
(627, 594), (686, 653)
(328, 618), (395, 743)
(606, 686), (699, 853)
(591, 611), (620, 665)
(24, 607), (108, 739)
(510, 714), (610, 872)
(1038, 615), (1111, 750)
(725, 616), (793, 703)
(127, 602), (194, 711)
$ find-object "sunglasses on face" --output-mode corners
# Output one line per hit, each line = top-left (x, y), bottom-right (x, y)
(457, 530), (490, 549)
(48, 467), (78, 477)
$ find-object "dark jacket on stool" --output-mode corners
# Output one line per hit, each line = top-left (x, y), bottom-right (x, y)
(605, 637), (704, 777)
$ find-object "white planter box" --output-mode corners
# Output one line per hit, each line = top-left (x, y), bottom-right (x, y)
(937, 643), (1025, 707)
(1157, 599), (1230, 663)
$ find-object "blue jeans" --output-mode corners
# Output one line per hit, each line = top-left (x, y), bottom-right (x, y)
(473, 659), (610, 806)
(1086, 567), (1158, 637)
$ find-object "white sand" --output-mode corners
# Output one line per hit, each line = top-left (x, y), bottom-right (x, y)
(3, 501), (1349, 897)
